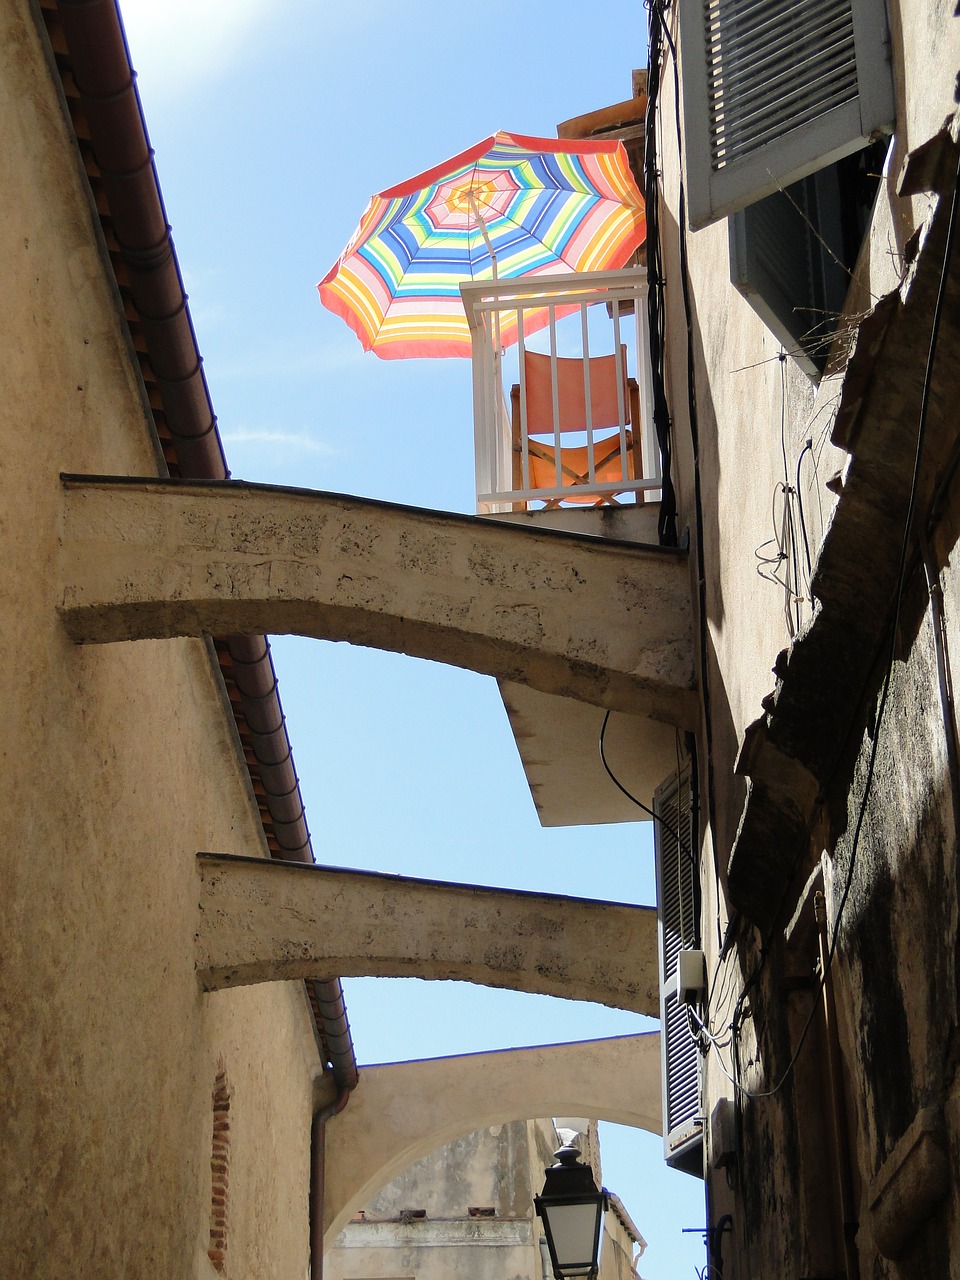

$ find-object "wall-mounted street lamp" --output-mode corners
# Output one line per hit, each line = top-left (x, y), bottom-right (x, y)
(534, 1144), (608, 1279)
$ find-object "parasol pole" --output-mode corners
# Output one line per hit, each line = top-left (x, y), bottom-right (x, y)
(465, 190), (499, 283)
(465, 191), (504, 433)
(466, 190), (503, 344)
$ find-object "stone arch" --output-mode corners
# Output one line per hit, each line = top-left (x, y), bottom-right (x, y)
(323, 1032), (661, 1242)
(61, 478), (697, 726)
(196, 854), (660, 1017)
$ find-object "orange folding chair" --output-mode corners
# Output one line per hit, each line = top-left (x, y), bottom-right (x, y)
(510, 347), (642, 507)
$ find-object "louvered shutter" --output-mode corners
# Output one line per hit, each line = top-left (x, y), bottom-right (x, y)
(653, 769), (703, 1176)
(729, 162), (848, 374)
(680, 0), (895, 228)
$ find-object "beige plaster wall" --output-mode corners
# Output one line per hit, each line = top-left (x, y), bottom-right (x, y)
(660, 0), (960, 862)
(325, 1120), (552, 1280)
(654, 0), (960, 1275)
(0, 5), (320, 1277)
(656, 25), (843, 861)
(599, 1214), (643, 1280)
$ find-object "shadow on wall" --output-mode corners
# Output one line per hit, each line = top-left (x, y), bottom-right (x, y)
(656, 200), (746, 869)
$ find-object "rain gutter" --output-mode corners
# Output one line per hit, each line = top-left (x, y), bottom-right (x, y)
(52, 0), (358, 1095)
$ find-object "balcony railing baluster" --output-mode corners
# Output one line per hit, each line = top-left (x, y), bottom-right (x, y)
(462, 269), (658, 514)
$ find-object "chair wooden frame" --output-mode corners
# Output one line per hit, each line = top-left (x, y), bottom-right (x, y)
(509, 348), (643, 508)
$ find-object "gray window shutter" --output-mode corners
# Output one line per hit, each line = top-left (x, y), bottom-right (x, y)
(654, 769), (703, 1176)
(729, 163), (848, 374)
(680, 0), (895, 228)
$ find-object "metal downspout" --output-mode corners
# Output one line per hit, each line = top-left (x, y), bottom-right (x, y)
(311, 1086), (352, 1279)
(53, 0), (358, 1092)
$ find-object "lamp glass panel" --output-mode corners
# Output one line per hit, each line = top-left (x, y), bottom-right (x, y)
(545, 1200), (602, 1272)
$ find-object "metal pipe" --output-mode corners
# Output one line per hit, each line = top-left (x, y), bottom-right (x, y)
(311, 1086), (352, 1279)
(539, 1234), (553, 1280)
(52, 0), (357, 1090)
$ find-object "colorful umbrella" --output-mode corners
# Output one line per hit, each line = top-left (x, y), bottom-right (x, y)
(318, 131), (645, 359)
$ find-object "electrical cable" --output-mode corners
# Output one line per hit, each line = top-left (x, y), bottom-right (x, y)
(707, 930), (742, 1025)
(649, 0), (724, 918)
(754, 482), (807, 635)
(598, 710), (696, 865)
(679, 728), (705, 947)
(644, 0), (679, 549)
(795, 440), (815, 580)
(686, 1001), (733, 1052)
(684, 728), (710, 949)
(786, 490), (803, 634)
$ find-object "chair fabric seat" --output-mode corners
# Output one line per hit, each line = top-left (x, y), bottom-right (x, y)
(510, 346), (642, 508)
(524, 432), (638, 504)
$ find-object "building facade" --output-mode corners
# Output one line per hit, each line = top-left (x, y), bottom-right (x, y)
(325, 1120), (645, 1280)
(7, 0), (959, 1276)
(642, 0), (960, 1274)
(1, 2), (352, 1275)
(1, 2), (657, 1275)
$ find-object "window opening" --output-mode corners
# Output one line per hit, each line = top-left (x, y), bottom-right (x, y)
(730, 138), (886, 374)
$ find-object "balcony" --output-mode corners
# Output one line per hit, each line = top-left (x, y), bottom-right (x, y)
(461, 267), (659, 524)
(460, 266), (679, 827)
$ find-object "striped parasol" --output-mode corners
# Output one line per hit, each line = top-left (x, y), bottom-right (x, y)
(318, 131), (645, 359)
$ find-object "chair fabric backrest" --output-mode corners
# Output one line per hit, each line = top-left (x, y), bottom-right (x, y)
(521, 346), (631, 435)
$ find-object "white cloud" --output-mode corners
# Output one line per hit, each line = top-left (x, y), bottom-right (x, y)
(220, 427), (339, 457)
(118, 0), (276, 100)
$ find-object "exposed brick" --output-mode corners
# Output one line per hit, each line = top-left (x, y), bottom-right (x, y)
(209, 1067), (231, 1268)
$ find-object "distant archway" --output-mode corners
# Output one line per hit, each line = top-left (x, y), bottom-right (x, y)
(323, 1032), (661, 1242)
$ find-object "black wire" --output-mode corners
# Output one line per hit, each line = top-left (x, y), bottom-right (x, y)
(644, 0), (725, 955)
(659, 0), (724, 913)
(785, 489), (802, 633)
(683, 728), (705, 946)
(598, 710), (696, 864)
(645, 0), (679, 548)
(795, 441), (814, 581)
(777, 353), (804, 633)
(778, 352), (789, 484)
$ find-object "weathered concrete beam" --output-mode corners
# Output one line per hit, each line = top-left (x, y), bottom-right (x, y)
(59, 476), (697, 723)
(196, 853), (659, 1016)
(323, 1034), (662, 1241)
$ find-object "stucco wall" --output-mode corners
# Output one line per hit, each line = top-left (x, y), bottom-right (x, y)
(0, 5), (320, 1276)
(325, 1120), (553, 1280)
(659, 0), (960, 855)
(830, 558), (960, 1272)
(653, 0), (960, 1273)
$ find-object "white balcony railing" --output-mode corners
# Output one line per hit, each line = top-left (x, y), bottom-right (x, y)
(460, 268), (658, 515)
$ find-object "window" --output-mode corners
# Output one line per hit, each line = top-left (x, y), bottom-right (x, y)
(680, 0), (895, 229)
(729, 139), (887, 373)
(654, 768), (703, 1176)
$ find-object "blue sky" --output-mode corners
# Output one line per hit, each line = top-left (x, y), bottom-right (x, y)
(118, 2), (705, 1274)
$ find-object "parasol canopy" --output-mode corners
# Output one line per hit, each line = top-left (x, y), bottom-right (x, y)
(318, 130), (645, 359)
